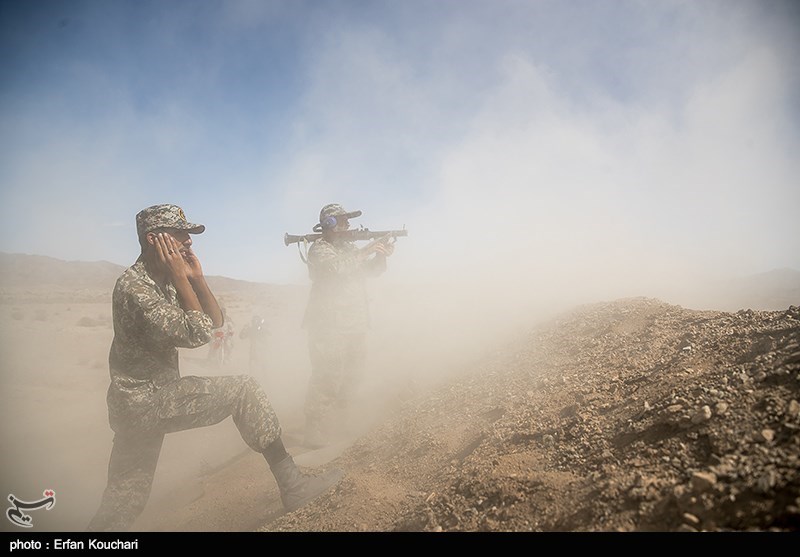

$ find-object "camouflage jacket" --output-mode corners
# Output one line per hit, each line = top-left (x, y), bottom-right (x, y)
(106, 258), (213, 431)
(303, 237), (386, 333)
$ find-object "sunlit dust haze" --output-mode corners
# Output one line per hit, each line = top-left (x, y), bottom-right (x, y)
(1, 0), (800, 531)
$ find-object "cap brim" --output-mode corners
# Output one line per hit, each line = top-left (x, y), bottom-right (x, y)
(182, 223), (205, 234)
(342, 210), (362, 219)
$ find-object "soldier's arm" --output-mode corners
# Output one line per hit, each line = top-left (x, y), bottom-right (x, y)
(160, 234), (224, 328)
(361, 242), (392, 276)
(309, 241), (387, 278)
(129, 284), (213, 349)
(188, 273), (224, 328)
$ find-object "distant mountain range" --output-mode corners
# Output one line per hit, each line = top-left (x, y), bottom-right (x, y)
(1, 252), (798, 311)
(0, 252), (273, 293)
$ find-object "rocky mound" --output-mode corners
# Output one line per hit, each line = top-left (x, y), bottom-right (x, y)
(262, 297), (800, 532)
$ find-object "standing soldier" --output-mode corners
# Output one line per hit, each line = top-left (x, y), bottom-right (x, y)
(240, 314), (270, 377)
(301, 203), (395, 448)
(87, 204), (341, 531)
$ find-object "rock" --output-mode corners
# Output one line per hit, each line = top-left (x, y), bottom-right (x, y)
(683, 512), (700, 526)
(691, 471), (718, 493)
(756, 429), (776, 443)
(691, 405), (712, 424)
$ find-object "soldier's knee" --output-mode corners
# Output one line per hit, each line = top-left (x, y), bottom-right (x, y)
(243, 375), (259, 387)
(240, 375), (265, 395)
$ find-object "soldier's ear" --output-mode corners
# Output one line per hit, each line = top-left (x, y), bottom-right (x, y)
(321, 216), (338, 230)
(146, 232), (157, 246)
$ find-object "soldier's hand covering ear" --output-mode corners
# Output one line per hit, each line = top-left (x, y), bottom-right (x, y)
(154, 233), (190, 279)
(182, 246), (204, 281)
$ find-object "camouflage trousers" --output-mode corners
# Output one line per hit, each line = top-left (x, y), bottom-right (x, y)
(87, 374), (281, 532)
(305, 330), (367, 437)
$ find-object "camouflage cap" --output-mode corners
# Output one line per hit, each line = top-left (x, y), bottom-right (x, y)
(319, 203), (362, 222)
(135, 204), (205, 237)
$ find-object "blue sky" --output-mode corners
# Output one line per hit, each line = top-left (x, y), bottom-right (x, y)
(1, 0), (799, 299)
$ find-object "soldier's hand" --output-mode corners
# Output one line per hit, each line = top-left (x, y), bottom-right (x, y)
(155, 233), (190, 279)
(181, 246), (204, 281)
(373, 241), (394, 257)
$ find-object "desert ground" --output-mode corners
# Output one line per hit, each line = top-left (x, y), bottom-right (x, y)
(1, 253), (798, 533)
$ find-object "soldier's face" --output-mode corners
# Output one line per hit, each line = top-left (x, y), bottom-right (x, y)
(147, 228), (192, 253)
(334, 218), (350, 232)
(168, 229), (191, 245)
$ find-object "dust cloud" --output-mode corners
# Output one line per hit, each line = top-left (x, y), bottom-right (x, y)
(0, 210), (795, 533)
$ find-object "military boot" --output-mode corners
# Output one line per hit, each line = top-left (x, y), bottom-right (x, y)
(269, 455), (343, 512)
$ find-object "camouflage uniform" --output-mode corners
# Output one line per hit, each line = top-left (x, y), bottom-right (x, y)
(303, 223), (387, 440)
(88, 257), (281, 531)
